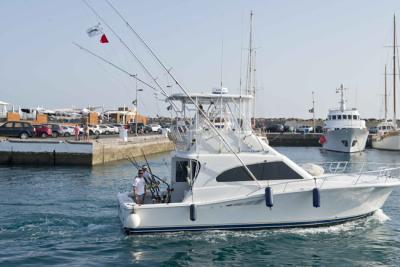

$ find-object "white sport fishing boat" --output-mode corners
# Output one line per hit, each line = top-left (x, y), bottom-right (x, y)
(320, 84), (369, 153)
(117, 89), (400, 234)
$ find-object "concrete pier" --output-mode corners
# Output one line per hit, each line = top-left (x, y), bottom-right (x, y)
(265, 133), (374, 148)
(266, 133), (322, 146)
(0, 135), (174, 166)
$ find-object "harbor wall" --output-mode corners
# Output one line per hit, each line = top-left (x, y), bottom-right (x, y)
(266, 133), (322, 146)
(0, 135), (174, 166)
(265, 133), (373, 148)
(91, 136), (175, 165)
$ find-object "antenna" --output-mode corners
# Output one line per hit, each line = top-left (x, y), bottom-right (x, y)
(393, 14), (397, 128)
(220, 39), (224, 89)
(336, 84), (346, 112)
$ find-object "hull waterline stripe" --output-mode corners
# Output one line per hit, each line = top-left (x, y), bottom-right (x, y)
(124, 212), (374, 234)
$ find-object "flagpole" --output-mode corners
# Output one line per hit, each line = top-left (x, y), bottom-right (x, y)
(312, 91), (315, 133)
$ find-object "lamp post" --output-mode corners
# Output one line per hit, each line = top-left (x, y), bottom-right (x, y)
(134, 87), (143, 135)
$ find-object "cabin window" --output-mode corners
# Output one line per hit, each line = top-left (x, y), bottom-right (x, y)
(341, 140), (348, 147)
(176, 160), (200, 182)
(337, 115), (342, 120)
(343, 115), (348, 119)
(216, 161), (303, 182)
(332, 115), (337, 120)
(328, 115), (331, 120)
(352, 140), (357, 147)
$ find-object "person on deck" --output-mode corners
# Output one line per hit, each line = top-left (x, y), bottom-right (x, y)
(133, 169), (146, 205)
(74, 124), (80, 141)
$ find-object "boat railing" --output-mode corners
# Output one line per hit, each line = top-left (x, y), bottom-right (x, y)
(277, 162), (400, 193)
(314, 161), (400, 174)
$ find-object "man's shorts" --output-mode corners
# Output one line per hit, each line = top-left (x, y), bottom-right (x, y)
(136, 194), (145, 203)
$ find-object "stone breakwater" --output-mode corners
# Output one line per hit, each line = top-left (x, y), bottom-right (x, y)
(0, 135), (174, 166)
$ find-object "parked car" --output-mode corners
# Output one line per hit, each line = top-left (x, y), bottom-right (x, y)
(129, 122), (145, 134)
(296, 125), (313, 133)
(284, 125), (295, 132)
(148, 124), (162, 132)
(88, 125), (103, 135)
(107, 124), (119, 134)
(44, 124), (64, 137)
(0, 121), (35, 139)
(34, 124), (52, 138)
(266, 124), (284, 133)
(99, 124), (113, 134)
(62, 126), (75, 137)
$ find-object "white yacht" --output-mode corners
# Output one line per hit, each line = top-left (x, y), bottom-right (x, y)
(372, 16), (400, 150)
(320, 84), (369, 153)
(117, 90), (400, 234)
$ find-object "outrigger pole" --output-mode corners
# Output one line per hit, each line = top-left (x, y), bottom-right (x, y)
(104, 0), (262, 187)
(73, 42), (157, 92)
(81, 0), (180, 113)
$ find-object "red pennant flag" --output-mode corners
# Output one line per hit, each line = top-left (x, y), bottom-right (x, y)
(100, 34), (109, 44)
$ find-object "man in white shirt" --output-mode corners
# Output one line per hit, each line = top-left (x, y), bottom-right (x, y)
(133, 169), (146, 204)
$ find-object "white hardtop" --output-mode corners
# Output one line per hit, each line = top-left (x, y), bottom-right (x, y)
(167, 92), (253, 103)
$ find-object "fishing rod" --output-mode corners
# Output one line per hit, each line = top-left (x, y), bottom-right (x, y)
(81, 0), (180, 113)
(128, 153), (171, 190)
(141, 148), (158, 184)
(128, 154), (172, 203)
(126, 156), (158, 199)
(104, 0), (261, 187)
(139, 150), (171, 191)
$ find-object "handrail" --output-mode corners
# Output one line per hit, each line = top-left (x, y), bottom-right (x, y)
(271, 166), (400, 193)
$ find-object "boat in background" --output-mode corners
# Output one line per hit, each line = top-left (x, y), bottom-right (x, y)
(320, 84), (368, 153)
(372, 15), (400, 150)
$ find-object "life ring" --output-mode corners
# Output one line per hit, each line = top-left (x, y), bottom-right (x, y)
(319, 135), (326, 144)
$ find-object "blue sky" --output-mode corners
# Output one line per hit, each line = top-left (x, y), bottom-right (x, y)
(1, 0), (400, 119)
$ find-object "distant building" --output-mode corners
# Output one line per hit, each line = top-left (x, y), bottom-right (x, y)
(103, 107), (148, 124)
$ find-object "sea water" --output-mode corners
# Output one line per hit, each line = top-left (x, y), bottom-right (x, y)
(1, 147), (400, 266)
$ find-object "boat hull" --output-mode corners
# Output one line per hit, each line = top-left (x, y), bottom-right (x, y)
(118, 184), (395, 234)
(372, 131), (400, 150)
(322, 128), (368, 153)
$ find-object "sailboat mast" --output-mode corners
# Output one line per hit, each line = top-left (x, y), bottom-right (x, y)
(385, 64), (387, 121)
(246, 11), (254, 127)
(393, 15), (397, 127)
(247, 11), (253, 96)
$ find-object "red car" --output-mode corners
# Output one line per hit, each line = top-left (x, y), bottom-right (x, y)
(33, 125), (52, 138)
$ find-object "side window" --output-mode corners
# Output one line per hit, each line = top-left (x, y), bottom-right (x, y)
(328, 115), (331, 120)
(4, 122), (14, 128)
(216, 161), (303, 182)
(353, 115), (357, 120)
(332, 115), (337, 120)
(337, 115), (342, 120)
(14, 122), (22, 128)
